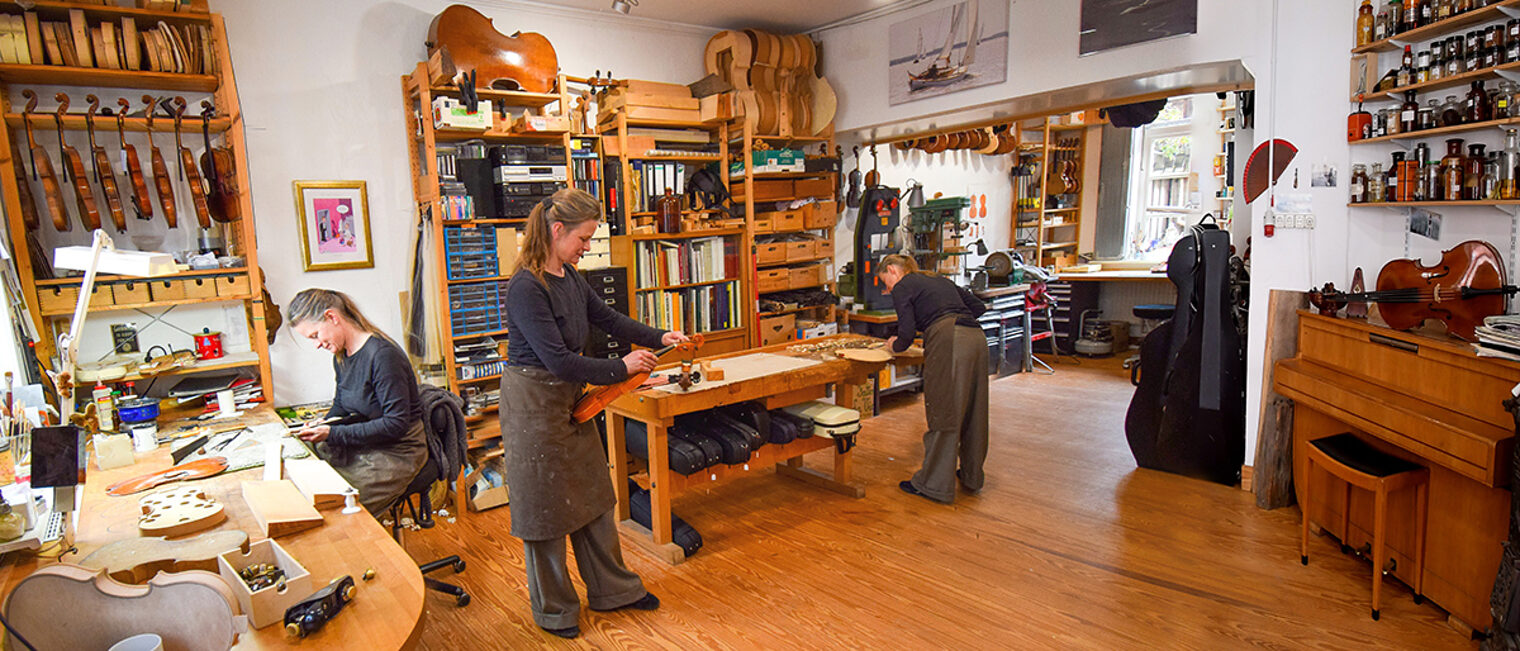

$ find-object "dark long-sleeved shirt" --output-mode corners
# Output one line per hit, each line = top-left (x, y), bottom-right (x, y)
(506, 264), (666, 385)
(325, 335), (421, 447)
(889, 273), (987, 352)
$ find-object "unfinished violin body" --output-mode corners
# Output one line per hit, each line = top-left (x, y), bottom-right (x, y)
(426, 4), (558, 93)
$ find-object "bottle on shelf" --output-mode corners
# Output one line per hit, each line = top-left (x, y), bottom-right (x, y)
(1509, 20), (1520, 62)
(1398, 45), (1415, 87)
(1443, 138), (1466, 200)
(1470, 80), (1494, 122)
(1502, 129), (1520, 200)
(1484, 152), (1500, 199)
(656, 187), (681, 234)
(1417, 48), (1433, 84)
(1370, 162), (1388, 201)
(1441, 94), (1464, 126)
(1496, 81), (1513, 119)
(1465, 30), (1482, 71)
(1401, 90), (1419, 132)
(1358, 0), (1377, 46)
(1446, 37), (1463, 77)
(1391, 0), (1406, 34)
(1420, 0), (1433, 25)
(1377, 5), (1391, 41)
(1465, 143), (1488, 199)
(1419, 99), (1438, 129)
(1430, 45), (1445, 81)
(93, 382), (114, 432)
(1388, 153), (1404, 201)
(1351, 163), (1369, 203)
(1404, 0), (1419, 33)
(1457, 0), (1473, 14)
(1438, 0), (1454, 20)
(1483, 25), (1501, 69)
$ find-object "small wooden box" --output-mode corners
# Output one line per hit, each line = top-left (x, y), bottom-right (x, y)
(805, 203), (838, 230)
(218, 539), (313, 629)
(759, 314), (796, 346)
(785, 241), (812, 261)
(757, 269), (788, 293)
(184, 277), (218, 299)
(771, 209), (804, 233)
(756, 242), (786, 265)
(37, 286), (78, 314)
(148, 279), (186, 301)
(215, 274), (252, 298)
(789, 265), (823, 289)
(111, 281), (150, 305)
(794, 177), (832, 199)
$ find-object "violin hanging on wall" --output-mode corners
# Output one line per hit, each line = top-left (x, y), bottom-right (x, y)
(1308, 240), (1518, 342)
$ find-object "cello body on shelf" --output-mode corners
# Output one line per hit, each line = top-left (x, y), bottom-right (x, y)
(1124, 225), (1247, 485)
(1308, 240), (1512, 341)
(426, 4), (558, 93)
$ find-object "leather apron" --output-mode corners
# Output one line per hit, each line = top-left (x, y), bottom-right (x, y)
(316, 419), (427, 515)
(500, 365), (616, 541)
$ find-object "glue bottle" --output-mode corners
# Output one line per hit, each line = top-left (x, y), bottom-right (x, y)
(92, 382), (114, 431)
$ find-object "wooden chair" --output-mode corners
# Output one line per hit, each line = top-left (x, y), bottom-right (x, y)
(1300, 433), (1429, 620)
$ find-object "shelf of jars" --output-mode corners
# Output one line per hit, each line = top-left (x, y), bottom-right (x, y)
(1354, 0), (1520, 55)
(1349, 129), (1520, 205)
(1350, 0), (1520, 107)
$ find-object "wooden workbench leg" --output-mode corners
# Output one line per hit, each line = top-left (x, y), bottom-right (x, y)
(647, 421), (674, 546)
(834, 447), (853, 484)
(608, 413), (630, 522)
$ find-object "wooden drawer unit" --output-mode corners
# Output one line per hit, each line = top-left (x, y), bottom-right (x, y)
(148, 279), (187, 301)
(785, 240), (812, 261)
(84, 285), (112, 309)
(756, 242), (786, 264)
(794, 177), (832, 199)
(753, 214), (774, 233)
(759, 314), (796, 345)
(761, 209), (804, 233)
(37, 286), (78, 314)
(111, 281), (151, 305)
(757, 268), (788, 293)
(804, 203), (837, 230)
(216, 274), (252, 298)
(184, 277), (219, 299)
(789, 264), (824, 289)
(733, 179), (793, 202)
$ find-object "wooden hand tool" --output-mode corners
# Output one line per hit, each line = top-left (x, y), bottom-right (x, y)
(116, 97), (151, 221)
(54, 93), (100, 230)
(106, 456), (228, 496)
(22, 90), (68, 232)
(84, 94), (126, 231)
(142, 95), (177, 227)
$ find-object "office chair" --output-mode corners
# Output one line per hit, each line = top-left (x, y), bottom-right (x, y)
(389, 388), (471, 607)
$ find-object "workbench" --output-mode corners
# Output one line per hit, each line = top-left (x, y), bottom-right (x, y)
(605, 334), (888, 565)
(0, 405), (425, 650)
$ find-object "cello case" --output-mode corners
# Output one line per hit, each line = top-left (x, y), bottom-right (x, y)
(1124, 224), (1246, 485)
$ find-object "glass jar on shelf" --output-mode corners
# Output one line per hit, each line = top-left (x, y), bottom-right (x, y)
(1351, 163), (1370, 203)
(1442, 138), (1466, 201)
(1358, 0), (1376, 46)
(1484, 153), (1500, 199)
(1446, 37), (1464, 76)
(1424, 161), (1444, 201)
(1468, 80), (1493, 122)
(1419, 100), (1438, 130)
(1370, 162), (1388, 202)
(1501, 128), (1520, 200)
(1438, 0), (1455, 19)
(1441, 94), (1464, 126)
(1495, 81), (1514, 119)
(1466, 143), (1488, 200)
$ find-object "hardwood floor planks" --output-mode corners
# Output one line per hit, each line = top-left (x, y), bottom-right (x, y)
(403, 357), (1476, 649)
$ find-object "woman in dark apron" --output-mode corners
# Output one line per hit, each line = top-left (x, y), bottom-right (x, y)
(288, 288), (427, 515)
(502, 188), (686, 639)
(876, 254), (990, 504)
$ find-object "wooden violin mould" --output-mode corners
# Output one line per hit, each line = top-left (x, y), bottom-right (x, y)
(426, 4), (559, 93)
(705, 29), (823, 136)
(84, 95), (127, 232)
(1308, 240), (1519, 341)
(143, 95), (178, 228)
(572, 334), (704, 423)
(199, 100), (240, 223)
(80, 530), (250, 584)
(21, 91), (68, 232)
(137, 485), (227, 537)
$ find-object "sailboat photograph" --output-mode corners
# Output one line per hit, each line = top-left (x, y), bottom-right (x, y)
(888, 0), (1009, 105)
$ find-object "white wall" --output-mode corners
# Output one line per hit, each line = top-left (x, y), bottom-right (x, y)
(211, 0), (712, 405)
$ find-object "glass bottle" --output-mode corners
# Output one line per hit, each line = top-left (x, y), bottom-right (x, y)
(1497, 24), (1509, 64)
(1509, 20), (1520, 62)
(1386, 159), (1401, 201)
(1391, 0), (1405, 33)
(1358, 0), (1377, 45)
(1420, 0), (1434, 25)
(1383, 107), (1399, 135)
(1447, 37), (1464, 76)
(1401, 90), (1419, 132)
(1484, 26), (1501, 68)
(1425, 161), (1444, 201)
(1442, 94), (1464, 126)
(1466, 143), (1488, 199)
(1377, 7), (1390, 40)
(1391, 151), (1409, 201)
(1470, 79), (1494, 122)
(1351, 163), (1369, 203)
(1370, 162), (1388, 201)
(1501, 128), (1520, 200)
(1458, 0), (1475, 13)
(1398, 45), (1415, 86)
(1443, 138), (1466, 200)
(1417, 48), (1432, 83)
(1405, 0), (1420, 30)
(1430, 46), (1445, 81)
(1484, 153), (1500, 199)
(1439, 0), (1455, 18)
(656, 187), (680, 233)
(1419, 99), (1438, 129)
(1466, 30), (1483, 70)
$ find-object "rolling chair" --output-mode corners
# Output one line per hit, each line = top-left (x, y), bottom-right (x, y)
(1126, 303), (1175, 385)
(388, 386), (471, 607)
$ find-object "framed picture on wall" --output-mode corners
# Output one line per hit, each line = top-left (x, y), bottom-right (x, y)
(293, 180), (373, 271)
(887, 0), (1009, 106)
(1080, 0), (1197, 56)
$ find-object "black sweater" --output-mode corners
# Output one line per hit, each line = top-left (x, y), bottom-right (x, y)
(506, 264), (666, 385)
(889, 273), (986, 352)
(325, 336), (421, 447)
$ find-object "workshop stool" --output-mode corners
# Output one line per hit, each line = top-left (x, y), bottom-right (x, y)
(1024, 282), (1059, 374)
(1300, 433), (1429, 621)
(1126, 303), (1176, 384)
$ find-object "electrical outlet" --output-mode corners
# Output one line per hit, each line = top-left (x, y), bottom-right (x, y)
(1304, 214), (1316, 229)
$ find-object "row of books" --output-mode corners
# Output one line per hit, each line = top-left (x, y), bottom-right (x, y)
(636, 281), (741, 334)
(634, 237), (737, 289)
(440, 193), (476, 222)
(626, 160), (688, 214)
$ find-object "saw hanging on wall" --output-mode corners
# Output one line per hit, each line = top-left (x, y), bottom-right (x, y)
(425, 4), (559, 94)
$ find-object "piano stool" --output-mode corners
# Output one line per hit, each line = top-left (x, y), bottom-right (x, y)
(1301, 433), (1430, 621)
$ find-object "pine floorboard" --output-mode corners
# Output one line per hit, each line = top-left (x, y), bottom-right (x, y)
(401, 356), (1477, 649)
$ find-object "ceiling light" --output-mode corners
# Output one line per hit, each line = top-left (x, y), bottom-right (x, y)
(611, 0), (638, 15)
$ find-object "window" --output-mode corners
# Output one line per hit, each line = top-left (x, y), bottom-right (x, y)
(1126, 98), (1197, 261)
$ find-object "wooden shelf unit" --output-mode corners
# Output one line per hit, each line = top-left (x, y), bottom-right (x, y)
(0, 10), (274, 403)
(1010, 117), (1088, 267)
(401, 62), (579, 431)
(1351, 0), (1520, 54)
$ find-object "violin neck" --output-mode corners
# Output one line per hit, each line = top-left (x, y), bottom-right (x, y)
(1329, 285), (1520, 303)
(1461, 285), (1520, 298)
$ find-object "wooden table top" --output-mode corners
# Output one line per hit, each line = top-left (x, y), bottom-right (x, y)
(1057, 270), (1170, 281)
(0, 405), (425, 650)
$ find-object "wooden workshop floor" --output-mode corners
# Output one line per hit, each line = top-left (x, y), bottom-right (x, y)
(402, 355), (1476, 649)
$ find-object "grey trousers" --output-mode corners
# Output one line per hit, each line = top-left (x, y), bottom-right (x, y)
(910, 316), (990, 503)
(522, 509), (647, 629)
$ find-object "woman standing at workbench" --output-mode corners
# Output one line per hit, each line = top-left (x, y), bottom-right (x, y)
(288, 288), (427, 515)
(876, 254), (990, 504)
(502, 188), (687, 639)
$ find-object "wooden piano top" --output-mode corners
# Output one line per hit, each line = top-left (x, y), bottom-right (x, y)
(1273, 312), (1519, 487)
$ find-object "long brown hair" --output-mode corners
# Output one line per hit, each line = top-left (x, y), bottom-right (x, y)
(287, 288), (397, 360)
(515, 188), (602, 282)
(878, 254), (922, 276)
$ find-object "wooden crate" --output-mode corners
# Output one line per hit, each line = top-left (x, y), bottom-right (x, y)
(771, 209), (804, 232)
(148, 279), (186, 301)
(184, 277), (218, 299)
(756, 242), (785, 264)
(759, 314), (796, 345)
(215, 275), (252, 298)
(111, 281), (150, 305)
(757, 268), (788, 293)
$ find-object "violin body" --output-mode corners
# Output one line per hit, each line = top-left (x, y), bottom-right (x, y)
(148, 145), (178, 228)
(122, 142), (151, 219)
(60, 146), (100, 230)
(106, 456), (228, 496)
(92, 147), (126, 231)
(34, 149), (67, 231)
(179, 146), (212, 228)
(426, 4), (558, 93)
(1311, 240), (1510, 342)
(10, 147), (38, 230)
(571, 335), (703, 423)
(200, 147), (239, 222)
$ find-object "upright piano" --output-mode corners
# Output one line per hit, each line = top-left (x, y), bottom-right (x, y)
(1274, 312), (1518, 630)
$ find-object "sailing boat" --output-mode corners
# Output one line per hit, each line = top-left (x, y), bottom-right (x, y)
(909, 1), (981, 91)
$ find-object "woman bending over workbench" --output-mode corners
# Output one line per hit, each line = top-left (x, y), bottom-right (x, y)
(502, 188), (687, 639)
(288, 288), (427, 515)
(876, 254), (990, 504)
